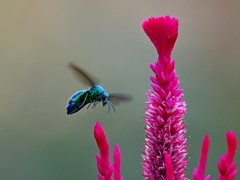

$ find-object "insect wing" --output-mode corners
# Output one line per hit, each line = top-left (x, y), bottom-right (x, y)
(68, 63), (99, 87)
(108, 93), (132, 105)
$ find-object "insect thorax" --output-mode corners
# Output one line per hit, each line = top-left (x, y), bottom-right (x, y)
(88, 85), (109, 103)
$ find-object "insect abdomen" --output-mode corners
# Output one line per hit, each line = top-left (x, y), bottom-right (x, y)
(66, 90), (88, 115)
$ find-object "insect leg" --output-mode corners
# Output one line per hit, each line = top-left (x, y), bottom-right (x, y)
(90, 102), (95, 114)
(92, 101), (100, 109)
(86, 103), (92, 109)
(88, 101), (100, 114)
(82, 103), (92, 117)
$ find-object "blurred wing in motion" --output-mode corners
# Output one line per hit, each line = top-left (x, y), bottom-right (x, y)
(68, 63), (99, 87)
(108, 93), (133, 105)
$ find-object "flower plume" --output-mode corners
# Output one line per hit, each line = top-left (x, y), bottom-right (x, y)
(142, 16), (189, 180)
(94, 122), (124, 180)
(192, 132), (238, 180)
(217, 131), (238, 180)
(91, 15), (238, 180)
(192, 134), (211, 180)
(94, 122), (113, 180)
(113, 145), (124, 180)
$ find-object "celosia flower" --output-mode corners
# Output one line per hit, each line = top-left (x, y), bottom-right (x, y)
(217, 132), (238, 180)
(113, 145), (124, 180)
(192, 134), (211, 180)
(93, 121), (238, 180)
(193, 132), (238, 180)
(92, 15), (238, 180)
(141, 16), (189, 180)
(94, 122), (124, 180)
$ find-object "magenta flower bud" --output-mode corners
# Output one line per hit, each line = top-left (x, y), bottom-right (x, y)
(113, 144), (124, 180)
(94, 122), (113, 180)
(192, 134), (211, 180)
(217, 132), (238, 180)
(94, 122), (124, 180)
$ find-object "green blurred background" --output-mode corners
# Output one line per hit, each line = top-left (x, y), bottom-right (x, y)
(1, 1), (240, 179)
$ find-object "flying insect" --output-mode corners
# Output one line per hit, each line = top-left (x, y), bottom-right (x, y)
(66, 63), (132, 115)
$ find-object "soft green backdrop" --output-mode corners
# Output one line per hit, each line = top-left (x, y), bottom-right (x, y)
(1, 1), (240, 179)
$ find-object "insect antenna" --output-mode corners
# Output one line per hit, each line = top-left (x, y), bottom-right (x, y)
(107, 101), (115, 113)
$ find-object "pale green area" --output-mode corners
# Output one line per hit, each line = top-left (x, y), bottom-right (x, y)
(1, 1), (240, 179)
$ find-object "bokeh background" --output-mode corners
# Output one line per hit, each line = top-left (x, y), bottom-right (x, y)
(1, 1), (240, 179)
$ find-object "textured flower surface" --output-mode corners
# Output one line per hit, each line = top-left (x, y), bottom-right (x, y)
(141, 16), (189, 180)
(94, 122), (124, 180)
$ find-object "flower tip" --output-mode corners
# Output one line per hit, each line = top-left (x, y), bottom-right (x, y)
(204, 175), (211, 180)
(113, 144), (121, 162)
(95, 122), (100, 125)
(225, 131), (237, 160)
(204, 134), (210, 143)
(94, 122), (101, 130)
(226, 131), (237, 144)
(94, 122), (104, 136)
(114, 144), (120, 153)
(142, 16), (179, 58)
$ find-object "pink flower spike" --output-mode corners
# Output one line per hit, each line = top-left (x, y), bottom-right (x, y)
(164, 151), (174, 180)
(193, 134), (210, 180)
(217, 131), (238, 180)
(142, 16), (189, 180)
(94, 122), (113, 180)
(113, 144), (124, 180)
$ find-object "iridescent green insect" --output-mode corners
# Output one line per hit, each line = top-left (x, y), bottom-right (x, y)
(67, 63), (132, 115)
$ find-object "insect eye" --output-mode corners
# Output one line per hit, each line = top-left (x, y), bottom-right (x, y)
(101, 93), (109, 104)
(102, 95), (107, 101)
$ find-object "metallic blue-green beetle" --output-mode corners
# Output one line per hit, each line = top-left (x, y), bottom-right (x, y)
(67, 63), (132, 115)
